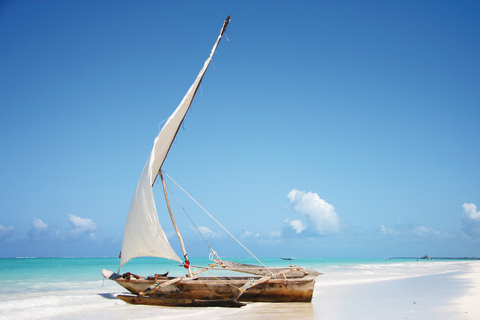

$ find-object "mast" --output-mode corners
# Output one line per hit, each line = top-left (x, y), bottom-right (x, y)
(118, 15), (231, 272)
(152, 15), (231, 185)
(160, 171), (193, 277)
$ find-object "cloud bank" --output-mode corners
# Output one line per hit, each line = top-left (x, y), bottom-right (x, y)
(461, 203), (480, 237)
(28, 218), (50, 240)
(285, 189), (340, 235)
(379, 220), (443, 239)
(0, 224), (15, 242)
(192, 225), (221, 239)
(25, 214), (98, 243)
(56, 213), (97, 242)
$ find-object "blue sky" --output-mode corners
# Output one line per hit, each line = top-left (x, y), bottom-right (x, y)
(1, 0), (479, 259)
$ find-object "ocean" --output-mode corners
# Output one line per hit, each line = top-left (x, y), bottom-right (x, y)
(0, 257), (472, 319)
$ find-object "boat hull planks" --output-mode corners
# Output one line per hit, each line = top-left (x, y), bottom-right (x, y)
(104, 271), (317, 304)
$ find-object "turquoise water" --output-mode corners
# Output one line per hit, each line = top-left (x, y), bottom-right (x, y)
(0, 256), (404, 284)
(0, 256), (403, 295)
(0, 257), (471, 320)
(0, 257), (118, 282)
(0, 256), (444, 279)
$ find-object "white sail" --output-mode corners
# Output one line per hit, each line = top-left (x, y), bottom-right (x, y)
(119, 16), (231, 271)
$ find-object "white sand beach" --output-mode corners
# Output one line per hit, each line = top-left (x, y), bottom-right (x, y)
(204, 261), (480, 320)
(454, 262), (480, 319)
(1, 260), (478, 320)
(312, 260), (480, 320)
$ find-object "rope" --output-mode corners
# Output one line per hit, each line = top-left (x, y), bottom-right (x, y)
(162, 170), (273, 274)
(163, 178), (217, 256)
(209, 251), (221, 261)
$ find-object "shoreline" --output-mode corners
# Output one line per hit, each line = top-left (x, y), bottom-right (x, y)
(0, 259), (478, 319)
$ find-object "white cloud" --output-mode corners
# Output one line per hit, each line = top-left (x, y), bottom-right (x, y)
(379, 220), (447, 240)
(286, 189), (340, 235)
(193, 226), (221, 238)
(380, 224), (393, 235)
(33, 219), (48, 229)
(68, 213), (97, 233)
(0, 224), (15, 242)
(56, 213), (97, 242)
(283, 218), (306, 234)
(461, 203), (480, 237)
(241, 230), (259, 238)
(413, 226), (430, 236)
(197, 226), (213, 237)
(28, 219), (49, 240)
(462, 203), (480, 220)
(268, 230), (282, 237)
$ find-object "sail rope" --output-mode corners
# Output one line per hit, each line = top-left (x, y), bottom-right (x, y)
(163, 179), (217, 256)
(162, 170), (272, 273)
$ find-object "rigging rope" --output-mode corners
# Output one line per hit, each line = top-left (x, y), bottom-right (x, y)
(164, 179), (217, 256)
(162, 170), (272, 273)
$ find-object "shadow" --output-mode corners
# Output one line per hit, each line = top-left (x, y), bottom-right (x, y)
(97, 293), (119, 300)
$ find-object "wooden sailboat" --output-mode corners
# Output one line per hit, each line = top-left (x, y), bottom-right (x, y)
(102, 16), (321, 308)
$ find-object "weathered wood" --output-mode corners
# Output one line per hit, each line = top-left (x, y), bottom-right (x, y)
(160, 172), (193, 278)
(232, 274), (272, 300)
(104, 270), (319, 304)
(139, 266), (211, 296)
(215, 260), (322, 278)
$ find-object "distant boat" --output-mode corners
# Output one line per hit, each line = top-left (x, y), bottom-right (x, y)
(282, 257), (293, 260)
(102, 15), (321, 308)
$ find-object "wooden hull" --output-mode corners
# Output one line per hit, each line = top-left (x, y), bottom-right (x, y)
(104, 270), (318, 306)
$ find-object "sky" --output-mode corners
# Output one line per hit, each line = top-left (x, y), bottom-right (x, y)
(1, 0), (479, 260)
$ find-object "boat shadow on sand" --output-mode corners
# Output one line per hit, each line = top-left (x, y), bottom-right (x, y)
(98, 293), (119, 300)
(97, 292), (316, 315)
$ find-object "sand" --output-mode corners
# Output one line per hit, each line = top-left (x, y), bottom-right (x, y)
(2, 260), (478, 319)
(312, 261), (480, 320)
(210, 261), (480, 320)
(454, 261), (480, 319)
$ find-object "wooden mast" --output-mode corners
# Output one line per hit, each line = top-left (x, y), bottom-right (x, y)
(160, 171), (193, 277)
